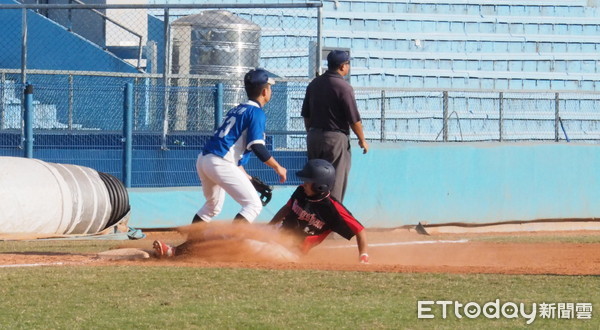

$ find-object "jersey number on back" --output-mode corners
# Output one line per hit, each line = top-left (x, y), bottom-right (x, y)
(217, 116), (236, 138)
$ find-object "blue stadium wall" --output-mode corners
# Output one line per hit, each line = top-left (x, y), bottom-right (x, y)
(127, 142), (600, 228)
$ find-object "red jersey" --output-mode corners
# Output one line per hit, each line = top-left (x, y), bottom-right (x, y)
(281, 186), (364, 253)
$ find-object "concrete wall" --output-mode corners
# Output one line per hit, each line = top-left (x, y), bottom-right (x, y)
(128, 142), (600, 228)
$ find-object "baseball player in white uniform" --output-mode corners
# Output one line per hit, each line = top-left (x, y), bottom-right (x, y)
(192, 68), (287, 224)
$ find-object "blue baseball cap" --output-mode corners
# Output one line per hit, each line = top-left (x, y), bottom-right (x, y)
(327, 50), (350, 67)
(244, 68), (275, 87)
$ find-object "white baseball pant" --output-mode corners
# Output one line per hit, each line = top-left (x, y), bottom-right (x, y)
(195, 153), (262, 223)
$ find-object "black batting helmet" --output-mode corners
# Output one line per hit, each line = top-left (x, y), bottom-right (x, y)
(296, 159), (336, 193)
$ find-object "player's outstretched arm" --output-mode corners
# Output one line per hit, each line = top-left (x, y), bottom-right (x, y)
(269, 204), (291, 225)
(264, 157), (287, 183)
(356, 229), (369, 264)
(250, 143), (286, 183)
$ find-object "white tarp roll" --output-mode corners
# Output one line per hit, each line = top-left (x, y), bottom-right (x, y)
(0, 157), (112, 234)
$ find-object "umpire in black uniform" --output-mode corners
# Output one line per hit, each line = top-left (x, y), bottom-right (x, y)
(301, 50), (369, 202)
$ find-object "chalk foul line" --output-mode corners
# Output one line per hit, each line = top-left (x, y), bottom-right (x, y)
(324, 239), (469, 249)
(0, 259), (95, 268)
(0, 262), (65, 268)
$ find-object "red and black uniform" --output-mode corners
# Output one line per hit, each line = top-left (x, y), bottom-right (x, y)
(280, 186), (364, 253)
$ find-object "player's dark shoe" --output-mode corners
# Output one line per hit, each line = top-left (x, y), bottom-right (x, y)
(192, 214), (205, 224)
(153, 240), (175, 258)
(233, 213), (250, 224)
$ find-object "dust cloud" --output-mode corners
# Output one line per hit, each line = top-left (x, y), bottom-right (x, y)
(172, 221), (301, 263)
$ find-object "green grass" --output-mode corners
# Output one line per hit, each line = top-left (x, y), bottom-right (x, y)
(0, 266), (598, 329)
(0, 236), (598, 329)
(0, 240), (118, 254)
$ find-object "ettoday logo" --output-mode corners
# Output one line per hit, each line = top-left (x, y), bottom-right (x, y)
(418, 300), (593, 324)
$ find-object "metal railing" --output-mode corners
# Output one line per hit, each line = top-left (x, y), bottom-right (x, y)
(67, 0), (144, 71)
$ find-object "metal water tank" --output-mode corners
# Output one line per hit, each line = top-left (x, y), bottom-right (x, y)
(171, 10), (261, 77)
(170, 10), (261, 131)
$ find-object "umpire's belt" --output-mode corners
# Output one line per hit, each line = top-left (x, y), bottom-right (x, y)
(309, 127), (349, 135)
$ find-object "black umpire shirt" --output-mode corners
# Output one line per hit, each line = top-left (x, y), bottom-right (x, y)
(301, 70), (362, 135)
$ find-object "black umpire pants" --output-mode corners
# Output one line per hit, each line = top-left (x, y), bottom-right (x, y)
(306, 129), (351, 202)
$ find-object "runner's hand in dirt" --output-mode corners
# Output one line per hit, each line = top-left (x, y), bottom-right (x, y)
(359, 253), (369, 264)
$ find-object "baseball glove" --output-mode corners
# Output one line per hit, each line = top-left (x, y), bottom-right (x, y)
(250, 176), (273, 206)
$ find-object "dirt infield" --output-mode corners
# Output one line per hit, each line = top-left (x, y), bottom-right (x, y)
(1, 223), (599, 275)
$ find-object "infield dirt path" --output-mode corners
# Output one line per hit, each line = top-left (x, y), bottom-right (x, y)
(1, 224), (599, 275)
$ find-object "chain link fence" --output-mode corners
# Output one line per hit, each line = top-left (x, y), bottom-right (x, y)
(355, 89), (600, 143)
(1, 2), (599, 188)
(0, 2), (321, 187)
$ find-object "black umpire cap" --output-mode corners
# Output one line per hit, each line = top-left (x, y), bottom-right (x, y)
(327, 50), (350, 68)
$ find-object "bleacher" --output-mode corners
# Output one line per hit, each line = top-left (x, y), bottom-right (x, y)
(15, 0), (594, 92)
(227, 0), (600, 142)
(346, 1), (598, 90)
(217, 0), (600, 91)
